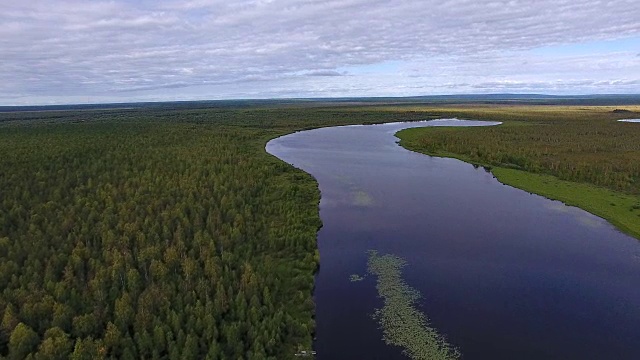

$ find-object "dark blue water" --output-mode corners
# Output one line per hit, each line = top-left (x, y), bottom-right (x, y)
(266, 120), (640, 360)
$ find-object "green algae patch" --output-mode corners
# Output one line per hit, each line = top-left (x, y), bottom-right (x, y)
(367, 251), (459, 360)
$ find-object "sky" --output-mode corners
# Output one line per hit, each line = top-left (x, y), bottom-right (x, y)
(1, 0), (640, 105)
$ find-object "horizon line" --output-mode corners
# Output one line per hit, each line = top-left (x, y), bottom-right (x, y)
(2, 92), (640, 109)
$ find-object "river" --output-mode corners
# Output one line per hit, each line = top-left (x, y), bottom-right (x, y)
(266, 120), (640, 360)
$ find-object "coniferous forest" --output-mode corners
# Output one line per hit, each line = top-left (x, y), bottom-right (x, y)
(1, 103), (638, 359)
(0, 105), (429, 359)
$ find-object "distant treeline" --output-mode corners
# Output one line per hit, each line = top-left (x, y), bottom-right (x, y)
(4, 94), (640, 114)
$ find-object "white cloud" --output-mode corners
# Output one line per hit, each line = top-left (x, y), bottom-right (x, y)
(1, 0), (639, 104)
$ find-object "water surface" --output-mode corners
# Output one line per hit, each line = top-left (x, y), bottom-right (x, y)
(266, 120), (640, 360)
(618, 119), (640, 123)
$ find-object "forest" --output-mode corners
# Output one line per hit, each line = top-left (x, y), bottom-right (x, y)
(0, 105), (430, 359)
(1, 103), (638, 359)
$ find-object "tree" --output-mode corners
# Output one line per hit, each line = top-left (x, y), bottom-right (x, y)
(71, 314), (97, 339)
(69, 337), (104, 360)
(9, 323), (39, 360)
(181, 334), (199, 360)
(1, 305), (19, 334)
(102, 322), (121, 356)
(35, 327), (73, 360)
(114, 293), (134, 332)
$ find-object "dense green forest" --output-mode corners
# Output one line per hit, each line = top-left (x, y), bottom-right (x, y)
(0, 106), (430, 359)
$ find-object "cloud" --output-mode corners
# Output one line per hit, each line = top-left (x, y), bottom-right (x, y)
(1, 0), (639, 104)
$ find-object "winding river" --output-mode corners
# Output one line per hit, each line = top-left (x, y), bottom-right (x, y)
(266, 120), (640, 360)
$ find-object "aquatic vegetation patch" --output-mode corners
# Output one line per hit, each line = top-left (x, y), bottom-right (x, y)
(367, 250), (459, 360)
(353, 190), (374, 206)
(350, 274), (365, 282)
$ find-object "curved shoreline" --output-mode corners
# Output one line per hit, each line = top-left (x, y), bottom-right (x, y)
(395, 128), (640, 241)
(266, 118), (640, 359)
(265, 119), (502, 359)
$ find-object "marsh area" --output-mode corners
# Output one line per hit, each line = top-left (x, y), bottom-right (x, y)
(267, 120), (640, 360)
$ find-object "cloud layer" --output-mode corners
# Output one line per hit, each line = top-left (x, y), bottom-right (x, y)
(1, 0), (639, 104)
